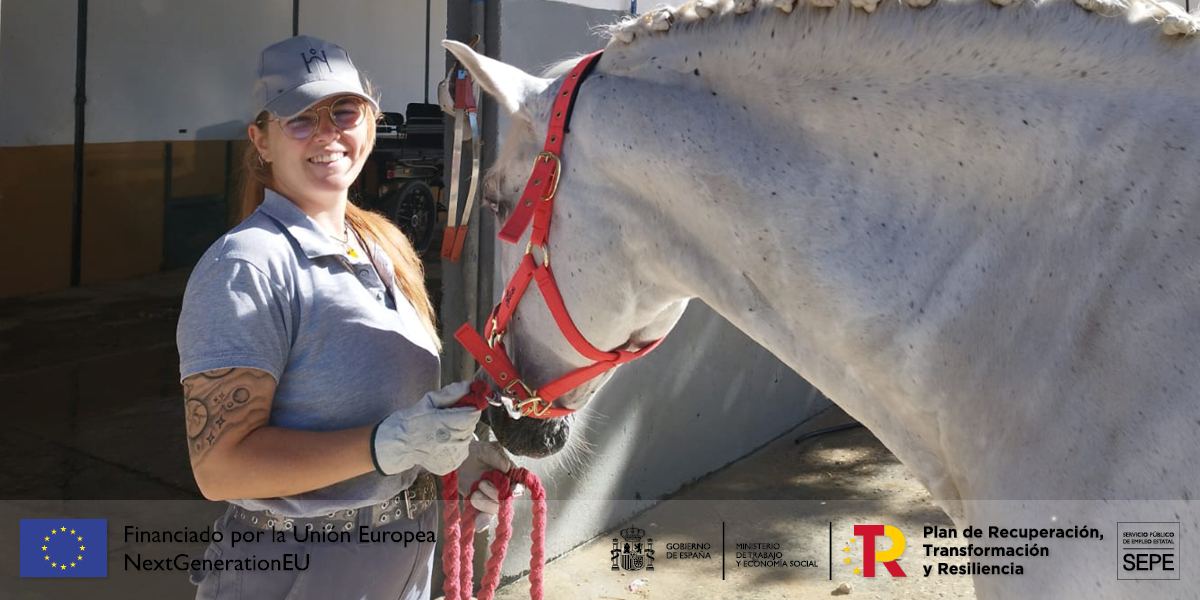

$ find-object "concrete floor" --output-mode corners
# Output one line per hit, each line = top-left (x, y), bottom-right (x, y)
(0, 268), (200, 501)
(0, 268), (973, 599)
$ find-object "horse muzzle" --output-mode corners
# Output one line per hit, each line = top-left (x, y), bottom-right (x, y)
(485, 404), (572, 458)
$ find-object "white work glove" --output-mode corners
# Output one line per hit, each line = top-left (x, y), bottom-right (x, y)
(371, 381), (483, 476)
(457, 439), (520, 531)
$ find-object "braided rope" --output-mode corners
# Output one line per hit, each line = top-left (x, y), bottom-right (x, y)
(441, 467), (547, 600)
(440, 470), (463, 600)
(520, 470), (547, 600)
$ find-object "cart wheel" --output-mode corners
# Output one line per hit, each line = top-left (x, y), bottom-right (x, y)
(380, 180), (438, 255)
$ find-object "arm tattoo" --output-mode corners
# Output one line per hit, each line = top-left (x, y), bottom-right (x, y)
(182, 368), (273, 467)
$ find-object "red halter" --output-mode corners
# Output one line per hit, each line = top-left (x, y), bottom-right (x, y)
(453, 50), (664, 418)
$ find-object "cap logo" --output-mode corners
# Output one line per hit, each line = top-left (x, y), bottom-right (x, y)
(301, 48), (331, 74)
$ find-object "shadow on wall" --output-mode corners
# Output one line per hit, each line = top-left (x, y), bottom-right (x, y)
(164, 120), (248, 270)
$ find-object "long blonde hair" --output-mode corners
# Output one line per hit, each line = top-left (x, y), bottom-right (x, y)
(236, 97), (441, 350)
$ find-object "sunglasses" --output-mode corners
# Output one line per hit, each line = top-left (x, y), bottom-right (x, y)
(268, 96), (367, 140)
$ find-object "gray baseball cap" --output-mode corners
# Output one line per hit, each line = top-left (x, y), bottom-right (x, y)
(253, 36), (380, 118)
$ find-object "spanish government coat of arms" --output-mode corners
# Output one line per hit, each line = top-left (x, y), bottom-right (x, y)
(611, 526), (655, 571)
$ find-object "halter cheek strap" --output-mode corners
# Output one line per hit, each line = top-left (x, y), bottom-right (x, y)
(454, 49), (664, 418)
(496, 51), (602, 246)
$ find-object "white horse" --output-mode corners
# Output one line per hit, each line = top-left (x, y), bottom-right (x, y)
(446, 0), (1200, 596)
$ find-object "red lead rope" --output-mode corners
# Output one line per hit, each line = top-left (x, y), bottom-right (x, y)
(441, 468), (547, 600)
(441, 381), (549, 600)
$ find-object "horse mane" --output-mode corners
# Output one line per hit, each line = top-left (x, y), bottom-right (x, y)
(536, 0), (1197, 82)
(527, 0), (1200, 100)
(603, 0), (1200, 45)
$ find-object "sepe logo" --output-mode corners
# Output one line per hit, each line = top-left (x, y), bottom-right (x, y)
(847, 525), (906, 577)
(20, 519), (108, 578)
(1118, 522), (1180, 580)
(611, 526), (655, 572)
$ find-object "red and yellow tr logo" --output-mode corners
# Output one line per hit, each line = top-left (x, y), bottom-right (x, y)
(852, 525), (907, 577)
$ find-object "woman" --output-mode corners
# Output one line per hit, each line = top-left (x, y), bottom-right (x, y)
(177, 35), (508, 600)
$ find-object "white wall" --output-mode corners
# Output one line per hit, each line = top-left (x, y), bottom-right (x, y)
(542, 0), (629, 11)
(84, 0), (290, 143)
(303, 0), (447, 112)
(0, 0), (78, 147)
(0, 0), (448, 146)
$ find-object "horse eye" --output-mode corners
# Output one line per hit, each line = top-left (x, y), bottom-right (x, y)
(482, 178), (511, 219)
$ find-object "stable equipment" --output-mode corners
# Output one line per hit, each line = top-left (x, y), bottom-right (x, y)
(442, 65), (482, 262)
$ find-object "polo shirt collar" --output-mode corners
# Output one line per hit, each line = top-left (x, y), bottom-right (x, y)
(259, 188), (349, 259)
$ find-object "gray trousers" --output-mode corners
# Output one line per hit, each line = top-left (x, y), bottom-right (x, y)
(191, 504), (438, 600)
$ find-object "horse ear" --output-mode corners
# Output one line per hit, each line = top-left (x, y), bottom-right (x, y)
(442, 40), (552, 118)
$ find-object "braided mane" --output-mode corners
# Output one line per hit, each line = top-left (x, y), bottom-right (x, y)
(604, 0), (1199, 45)
(532, 0), (1200, 99)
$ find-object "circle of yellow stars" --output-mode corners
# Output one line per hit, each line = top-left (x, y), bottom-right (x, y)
(843, 537), (861, 575)
(40, 526), (86, 570)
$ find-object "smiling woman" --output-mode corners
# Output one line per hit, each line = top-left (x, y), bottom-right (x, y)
(253, 96), (371, 196)
(175, 35), (513, 600)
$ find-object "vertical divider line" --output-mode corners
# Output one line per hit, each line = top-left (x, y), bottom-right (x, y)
(163, 142), (173, 203)
(162, 142), (172, 269)
(424, 0), (432, 103)
(223, 140), (233, 225)
(70, 0), (89, 287)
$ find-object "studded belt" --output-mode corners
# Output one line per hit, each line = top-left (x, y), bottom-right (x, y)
(229, 472), (438, 533)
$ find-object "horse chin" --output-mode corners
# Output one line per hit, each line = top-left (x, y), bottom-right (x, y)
(485, 406), (572, 458)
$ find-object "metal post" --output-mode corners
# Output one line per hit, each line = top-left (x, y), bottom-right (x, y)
(424, 0), (432, 104)
(70, 0), (88, 287)
(460, 0), (486, 360)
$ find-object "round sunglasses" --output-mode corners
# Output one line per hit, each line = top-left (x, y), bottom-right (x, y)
(268, 97), (368, 140)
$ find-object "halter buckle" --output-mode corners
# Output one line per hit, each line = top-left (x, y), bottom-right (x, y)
(503, 377), (536, 398)
(535, 151), (562, 200)
(503, 378), (553, 419)
(517, 397), (554, 418)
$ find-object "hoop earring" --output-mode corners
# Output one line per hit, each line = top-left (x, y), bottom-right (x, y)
(257, 154), (267, 166)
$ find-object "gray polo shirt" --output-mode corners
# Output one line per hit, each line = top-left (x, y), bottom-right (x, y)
(176, 189), (440, 517)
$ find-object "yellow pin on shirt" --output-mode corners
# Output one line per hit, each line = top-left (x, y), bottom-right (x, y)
(347, 247), (358, 258)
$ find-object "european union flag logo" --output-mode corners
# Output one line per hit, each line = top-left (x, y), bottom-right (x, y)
(19, 519), (107, 577)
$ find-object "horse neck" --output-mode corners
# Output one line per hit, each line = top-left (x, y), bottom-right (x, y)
(573, 0), (1199, 380)
(561, 0), (1199, 501)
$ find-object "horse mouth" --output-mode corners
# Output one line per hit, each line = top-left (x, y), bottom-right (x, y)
(485, 405), (572, 457)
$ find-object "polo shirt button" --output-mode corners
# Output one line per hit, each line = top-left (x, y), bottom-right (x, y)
(357, 269), (370, 278)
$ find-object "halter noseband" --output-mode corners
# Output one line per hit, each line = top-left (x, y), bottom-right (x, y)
(454, 50), (664, 418)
